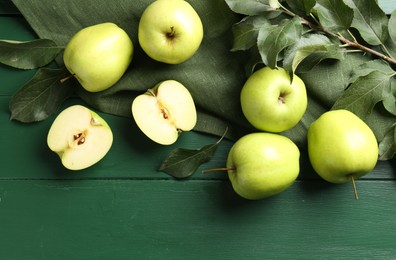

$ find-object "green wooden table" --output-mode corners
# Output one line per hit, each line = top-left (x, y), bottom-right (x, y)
(1, 1), (396, 259)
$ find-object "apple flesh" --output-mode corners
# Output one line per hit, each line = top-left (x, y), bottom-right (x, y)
(47, 105), (113, 170)
(240, 67), (307, 133)
(226, 132), (300, 200)
(131, 80), (197, 145)
(307, 109), (378, 184)
(138, 0), (204, 64)
(63, 22), (134, 92)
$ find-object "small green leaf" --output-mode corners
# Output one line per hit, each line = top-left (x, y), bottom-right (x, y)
(344, 0), (389, 46)
(378, 125), (396, 160)
(224, 0), (277, 15)
(389, 10), (396, 43)
(231, 16), (270, 51)
(9, 67), (75, 122)
(332, 71), (391, 119)
(159, 129), (228, 179)
(283, 33), (344, 73)
(347, 60), (396, 116)
(0, 39), (63, 69)
(314, 0), (353, 36)
(382, 79), (396, 116)
(257, 16), (303, 68)
(348, 59), (394, 84)
(285, 0), (316, 16)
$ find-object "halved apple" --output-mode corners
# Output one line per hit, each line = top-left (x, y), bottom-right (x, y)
(47, 105), (113, 170)
(131, 80), (197, 145)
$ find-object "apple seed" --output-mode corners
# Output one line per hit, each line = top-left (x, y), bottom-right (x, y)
(161, 108), (169, 119)
(73, 132), (86, 145)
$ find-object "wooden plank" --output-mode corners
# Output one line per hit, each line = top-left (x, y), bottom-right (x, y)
(0, 179), (395, 259)
(0, 17), (35, 40)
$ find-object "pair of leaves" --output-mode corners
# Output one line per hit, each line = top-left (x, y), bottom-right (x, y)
(333, 60), (396, 119)
(0, 39), (74, 122)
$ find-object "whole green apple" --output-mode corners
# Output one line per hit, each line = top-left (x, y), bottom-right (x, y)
(307, 109), (378, 184)
(47, 105), (113, 170)
(240, 66), (307, 133)
(138, 0), (204, 64)
(63, 22), (133, 92)
(226, 132), (300, 200)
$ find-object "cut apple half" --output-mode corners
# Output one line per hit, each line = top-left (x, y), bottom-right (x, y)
(47, 105), (113, 170)
(131, 80), (197, 145)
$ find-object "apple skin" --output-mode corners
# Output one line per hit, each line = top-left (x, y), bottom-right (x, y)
(307, 109), (378, 183)
(131, 80), (197, 145)
(240, 67), (307, 133)
(138, 0), (204, 64)
(226, 132), (300, 200)
(47, 105), (113, 170)
(63, 22), (133, 92)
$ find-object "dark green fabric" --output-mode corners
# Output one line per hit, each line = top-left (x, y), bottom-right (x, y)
(12, 0), (257, 140)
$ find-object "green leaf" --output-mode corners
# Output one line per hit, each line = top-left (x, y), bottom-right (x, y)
(332, 71), (391, 119)
(9, 67), (75, 122)
(389, 10), (396, 43)
(285, 0), (316, 16)
(314, 0), (353, 36)
(344, 0), (389, 46)
(0, 39), (63, 69)
(297, 52), (371, 107)
(224, 0), (278, 15)
(382, 79), (396, 116)
(257, 16), (303, 68)
(347, 60), (396, 116)
(348, 59), (395, 84)
(231, 16), (270, 51)
(283, 33), (344, 73)
(378, 124), (395, 160)
(158, 130), (227, 179)
(366, 104), (396, 160)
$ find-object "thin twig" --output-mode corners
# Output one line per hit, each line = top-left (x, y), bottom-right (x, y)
(279, 6), (396, 66)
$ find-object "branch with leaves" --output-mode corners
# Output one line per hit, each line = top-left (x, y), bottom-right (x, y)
(224, 0), (396, 160)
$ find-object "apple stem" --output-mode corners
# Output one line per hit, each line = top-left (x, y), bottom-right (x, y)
(167, 26), (175, 38)
(60, 74), (75, 84)
(146, 89), (156, 97)
(201, 167), (234, 174)
(351, 175), (359, 200)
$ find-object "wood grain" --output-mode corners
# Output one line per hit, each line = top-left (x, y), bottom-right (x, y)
(1, 180), (396, 259)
